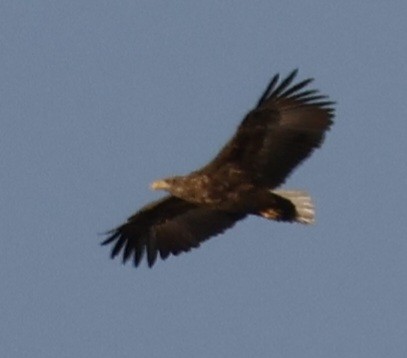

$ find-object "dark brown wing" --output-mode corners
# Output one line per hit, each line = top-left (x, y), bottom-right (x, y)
(203, 70), (334, 188)
(102, 196), (245, 268)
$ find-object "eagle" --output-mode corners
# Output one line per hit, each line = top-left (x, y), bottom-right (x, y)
(102, 69), (334, 268)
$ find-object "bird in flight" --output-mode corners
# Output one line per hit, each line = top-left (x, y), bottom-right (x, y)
(102, 69), (334, 268)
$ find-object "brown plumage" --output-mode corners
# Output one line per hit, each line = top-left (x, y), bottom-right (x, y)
(102, 70), (334, 268)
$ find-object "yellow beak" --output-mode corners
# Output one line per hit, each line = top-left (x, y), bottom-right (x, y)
(150, 180), (170, 191)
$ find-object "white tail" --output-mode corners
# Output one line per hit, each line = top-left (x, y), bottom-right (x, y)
(272, 190), (315, 224)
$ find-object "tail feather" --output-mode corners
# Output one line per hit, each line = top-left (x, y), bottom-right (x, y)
(272, 190), (315, 224)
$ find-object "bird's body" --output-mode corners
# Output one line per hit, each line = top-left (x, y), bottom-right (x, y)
(102, 70), (334, 267)
(152, 168), (253, 206)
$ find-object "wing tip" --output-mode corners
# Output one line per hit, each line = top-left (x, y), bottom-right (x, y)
(257, 69), (334, 113)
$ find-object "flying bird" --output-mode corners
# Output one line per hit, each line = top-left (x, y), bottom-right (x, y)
(102, 69), (334, 268)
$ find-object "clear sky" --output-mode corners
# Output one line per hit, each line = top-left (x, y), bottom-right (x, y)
(1, 1), (406, 357)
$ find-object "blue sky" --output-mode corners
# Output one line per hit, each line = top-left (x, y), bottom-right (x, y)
(1, 1), (406, 357)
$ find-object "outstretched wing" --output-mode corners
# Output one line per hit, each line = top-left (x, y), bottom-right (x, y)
(204, 70), (334, 188)
(102, 196), (245, 268)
